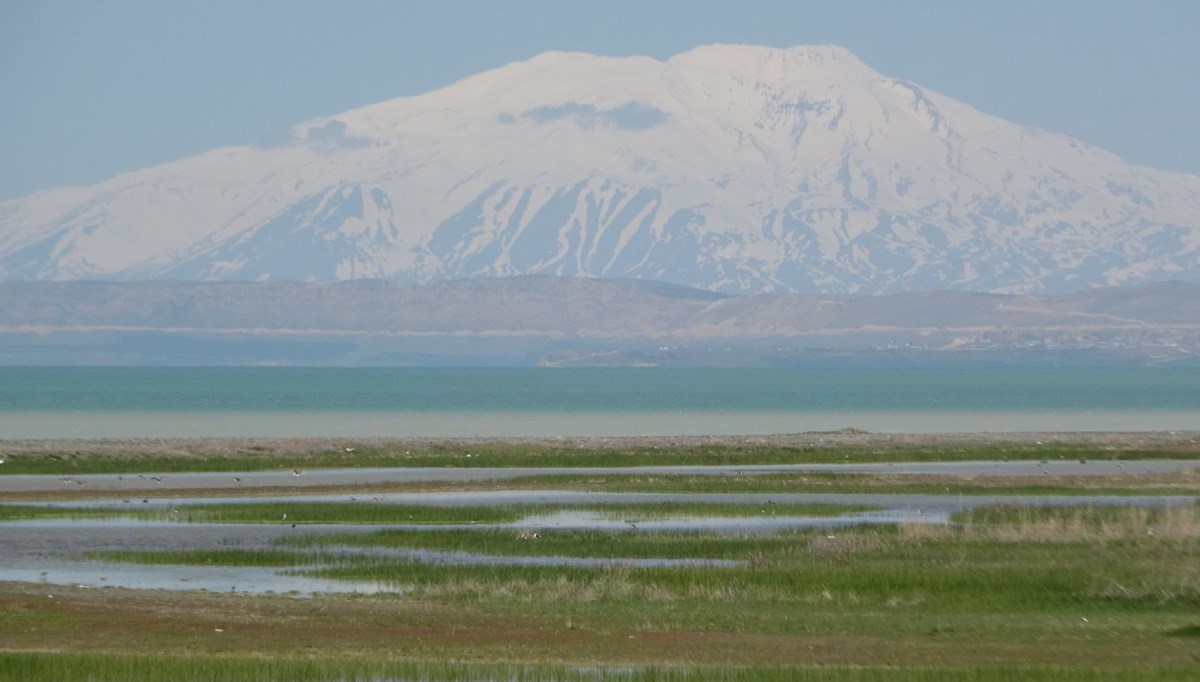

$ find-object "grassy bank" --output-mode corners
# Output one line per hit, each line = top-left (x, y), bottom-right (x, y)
(0, 501), (871, 524)
(5, 652), (1196, 682)
(4, 439), (1200, 475)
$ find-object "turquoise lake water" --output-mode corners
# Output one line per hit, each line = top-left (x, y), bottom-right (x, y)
(1, 367), (1198, 438)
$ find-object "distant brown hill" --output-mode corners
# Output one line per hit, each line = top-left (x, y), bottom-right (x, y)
(1, 277), (1197, 366)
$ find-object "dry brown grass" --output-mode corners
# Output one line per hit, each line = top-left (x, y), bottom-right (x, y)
(896, 504), (1200, 545)
(805, 531), (890, 559)
(968, 505), (1198, 543)
(409, 567), (683, 603)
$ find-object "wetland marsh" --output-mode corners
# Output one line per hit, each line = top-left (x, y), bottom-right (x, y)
(2, 434), (1199, 680)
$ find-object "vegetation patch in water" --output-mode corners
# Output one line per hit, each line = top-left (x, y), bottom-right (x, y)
(86, 548), (315, 567)
(279, 520), (1200, 613)
(0, 504), (134, 521)
(0, 501), (874, 525)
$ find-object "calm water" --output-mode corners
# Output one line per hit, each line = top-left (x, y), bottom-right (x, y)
(1, 366), (1198, 438)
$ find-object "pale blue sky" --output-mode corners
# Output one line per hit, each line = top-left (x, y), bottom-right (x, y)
(1, 0), (1197, 201)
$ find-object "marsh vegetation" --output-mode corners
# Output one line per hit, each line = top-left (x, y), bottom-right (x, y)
(4, 437), (1199, 476)
(2, 437), (1198, 679)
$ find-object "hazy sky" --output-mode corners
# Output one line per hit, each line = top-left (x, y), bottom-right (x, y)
(1, 0), (1197, 202)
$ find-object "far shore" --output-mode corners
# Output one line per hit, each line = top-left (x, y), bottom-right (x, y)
(3, 429), (1200, 457)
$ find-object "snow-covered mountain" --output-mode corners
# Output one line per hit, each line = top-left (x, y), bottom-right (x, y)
(2, 44), (1198, 294)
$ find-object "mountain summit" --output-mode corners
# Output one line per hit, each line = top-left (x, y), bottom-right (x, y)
(2, 45), (1198, 294)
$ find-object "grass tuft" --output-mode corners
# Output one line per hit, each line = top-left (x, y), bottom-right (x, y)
(2, 653), (1198, 681)
(1165, 624), (1200, 637)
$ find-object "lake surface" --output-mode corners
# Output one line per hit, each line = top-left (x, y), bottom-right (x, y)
(2, 366), (1198, 438)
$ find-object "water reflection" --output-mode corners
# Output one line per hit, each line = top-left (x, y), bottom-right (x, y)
(0, 559), (399, 597)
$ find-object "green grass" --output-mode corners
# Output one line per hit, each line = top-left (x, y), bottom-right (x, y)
(173, 500), (872, 525)
(64, 502), (1200, 618)
(5, 440), (1199, 674)
(294, 530), (1200, 614)
(167, 502), (529, 525)
(2, 652), (1195, 681)
(499, 471), (1200, 496)
(1165, 624), (1200, 637)
(6, 499), (1200, 672)
(269, 504), (1199, 616)
(0, 501), (871, 525)
(0, 504), (134, 521)
(284, 527), (846, 560)
(955, 503), (1199, 526)
(0, 502), (534, 525)
(85, 548), (312, 567)
(4, 440), (1198, 475)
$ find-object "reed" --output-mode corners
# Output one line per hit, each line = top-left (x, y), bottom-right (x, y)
(952, 503), (1200, 542)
